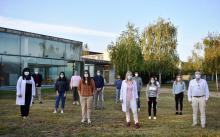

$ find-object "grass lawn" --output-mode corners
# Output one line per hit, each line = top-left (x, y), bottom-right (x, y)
(0, 87), (219, 137)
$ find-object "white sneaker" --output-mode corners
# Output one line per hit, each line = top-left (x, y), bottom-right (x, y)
(138, 108), (140, 112)
(61, 110), (64, 114)
(88, 119), (91, 125)
(153, 117), (157, 120)
(148, 116), (151, 120)
(81, 119), (85, 123)
(53, 110), (57, 114)
(76, 101), (80, 105)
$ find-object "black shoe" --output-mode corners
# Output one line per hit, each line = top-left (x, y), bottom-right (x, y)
(39, 101), (43, 104)
(175, 112), (179, 115)
(179, 112), (182, 115)
(32, 102), (34, 104)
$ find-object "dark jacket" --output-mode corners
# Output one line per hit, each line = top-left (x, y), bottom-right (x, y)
(115, 79), (123, 89)
(55, 79), (69, 93)
(93, 75), (104, 88)
(32, 74), (43, 87)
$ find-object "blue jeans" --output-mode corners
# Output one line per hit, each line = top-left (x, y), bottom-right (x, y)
(55, 92), (66, 110)
(115, 88), (121, 103)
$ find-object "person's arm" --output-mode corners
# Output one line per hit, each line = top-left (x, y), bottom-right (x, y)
(78, 80), (82, 96)
(204, 80), (209, 101)
(16, 77), (22, 97)
(69, 76), (73, 90)
(146, 85), (149, 101)
(101, 76), (104, 88)
(172, 82), (175, 95)
(31, 77), (36, 97)
(183, 81), (186, 93)
(55, 80), (59, 96)
(140, 78), (143, 87)
(133, 81), (138, 99)
(188, 81), (192, 102)
(91, 80), (96, 95)
(120, 81), (124, 102)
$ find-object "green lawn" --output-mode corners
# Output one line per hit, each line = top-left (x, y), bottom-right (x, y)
(0, 87), (219, 137)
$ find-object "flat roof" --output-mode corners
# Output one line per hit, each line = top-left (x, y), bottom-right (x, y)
(0, 27), (83, 45)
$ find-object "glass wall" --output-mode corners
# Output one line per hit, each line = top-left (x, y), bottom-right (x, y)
(0, 32), (20, 55)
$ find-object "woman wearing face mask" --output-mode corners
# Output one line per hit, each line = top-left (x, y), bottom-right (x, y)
(78, 70), (96, 125)
(16, 68), (36, 119)
(120, 71), (140, 129)
(53, 72), (69, 114)
(146, 77), (159, 120)
(172, 75), (186, 115)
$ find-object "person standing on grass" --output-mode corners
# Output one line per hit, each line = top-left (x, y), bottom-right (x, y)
(93, 70), (105, 110)
(70, 71), (81, 105)
(16, 68), (36, 119)
(53, 72), (69, 114)
(120, 71), (140, 129)
(133, 72), (143, 112)
(115, 75), (123, 104)
(32, 68), (43, 104)
(78, 70), (96, 125)
(172, 75), (186, 115)
(146, 77), (159, 120)
(188, 71), (209, 128)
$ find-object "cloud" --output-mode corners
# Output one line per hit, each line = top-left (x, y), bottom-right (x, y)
(0, 16), (118, 38)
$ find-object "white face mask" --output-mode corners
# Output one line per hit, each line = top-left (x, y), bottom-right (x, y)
(135, 74), (138, 77)
(35, 71), (39, 74)
(60, 74), (64, 78)
(195, 74), (201, 79)
(177, 77), (181, 81)
(151, 80), (155, 83)
(24, 72), (29, 76)
(84, 74), (88, 78)
(97, 72), (100, 76)
(127, 75), (132, 80)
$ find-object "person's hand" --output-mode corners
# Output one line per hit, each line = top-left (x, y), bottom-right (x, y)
(18, 94), (22, 98)
(56, 91), (59, 96)
(64, 93), (66, 97)
(205, 100), (208, 105)
(36, 83), (38, 86)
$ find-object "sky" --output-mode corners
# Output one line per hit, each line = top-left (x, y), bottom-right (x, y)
(0, 0), (219, 61)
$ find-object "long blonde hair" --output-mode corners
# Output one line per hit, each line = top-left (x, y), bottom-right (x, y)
(125, 71), (132, 82)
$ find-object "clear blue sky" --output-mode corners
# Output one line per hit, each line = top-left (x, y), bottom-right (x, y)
(0, 0), (219, 61)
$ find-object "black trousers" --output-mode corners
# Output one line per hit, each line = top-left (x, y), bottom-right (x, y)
(20, 84), (32, 117)
(175, 92), (184, 111)
(73, 87), (79, 101)
(137, 91), (140, 109)
(148, 97), (157, 116)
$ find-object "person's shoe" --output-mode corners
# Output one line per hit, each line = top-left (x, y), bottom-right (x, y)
(148, 116), (152, 120)
(61, 110), (64, 114)
(134, 123), (140, 129)
(81, 119), (85, 123)
(179, 112), (182, 115)
(175, 112), (179, 115)
(22, 116), (27, 120)
(53, 110), (57, 114)
(72, 101), (76, 105)
(201, 125), (206, 128)
(76, 101), (80, 105)
(138, 108), (140, 112)
(126, 122), (131, 127)
(153, 116), (157, 120)
(32, 102), (34, 104)
(39, 101), (43, 104)
(88, 119), (91, 125)
(192, 123), (197, 127)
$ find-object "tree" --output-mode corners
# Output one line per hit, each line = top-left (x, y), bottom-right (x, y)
(203, 33), (220, 92)
(82, 43), (89, 56)
(141, 18), (179, 83)
(108, 23), (143, 77)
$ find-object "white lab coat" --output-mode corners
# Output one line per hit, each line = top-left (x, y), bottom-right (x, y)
(120, 80), (138, 112)
(16, 76), (36, 106)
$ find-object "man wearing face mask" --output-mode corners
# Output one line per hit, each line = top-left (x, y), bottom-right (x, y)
(133, 72), (143, 112)
(93, 70), (105, 110)
(32, 68), (43, 104)
(16, 68), (36, 119)
(188, 71), (209, 128)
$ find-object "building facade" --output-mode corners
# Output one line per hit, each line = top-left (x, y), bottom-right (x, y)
(0, 27), (82, 86)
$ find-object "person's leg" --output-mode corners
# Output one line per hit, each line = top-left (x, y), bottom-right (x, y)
(130, 101), (139, 124)
(99, 90), (104, 109)
(179, 92), (184, 113)
(153, 97), (157, 117)
(75, 87), (80, 104)
(94, 91), (98, 108)
(199, 97), (206, 128)
(55, 94), (61, 111)
(80, 96), (86, 121)
(25, 104), (30, 116)
(148, 98), (152, 116)
(175, 94), (179, 113)
(20, 105), (25, 117)
(61, 92), (66, 111)
(38, 87), (42, 103)
(192, 97), (199, 125)
(87, 96), (93, 123)
(115, 89), (118, 103)
(137, 91), (140, 110)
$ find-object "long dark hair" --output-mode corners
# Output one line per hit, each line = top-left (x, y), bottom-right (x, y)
(22, 67), (31, 80)
(57, 72), (67, 81)
(82, 70), (92, 85)
(148, 77), (157, 86)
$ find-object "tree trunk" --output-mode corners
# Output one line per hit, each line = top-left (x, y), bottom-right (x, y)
(212, 73), (214, 81)
(216, 71), (219, 92)
(159, 71), (162, 84)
